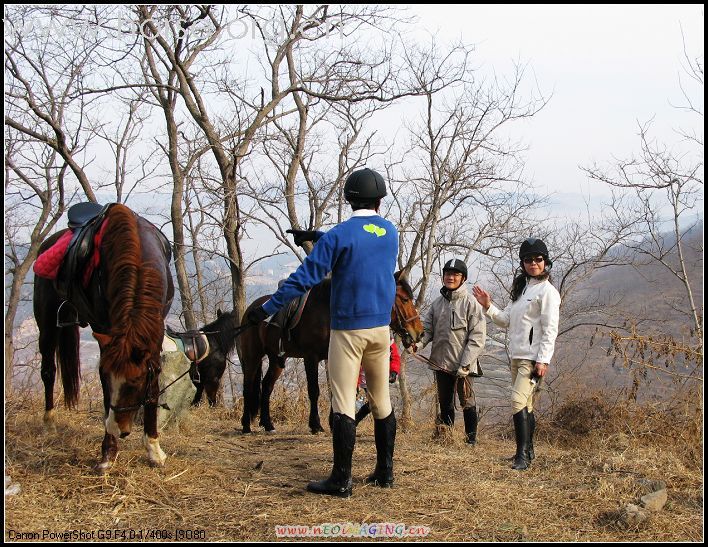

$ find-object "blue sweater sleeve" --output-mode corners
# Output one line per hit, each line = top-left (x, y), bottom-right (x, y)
(262, 231), (337, 316)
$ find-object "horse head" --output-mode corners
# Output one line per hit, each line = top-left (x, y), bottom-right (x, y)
(392, 270), (424, 348)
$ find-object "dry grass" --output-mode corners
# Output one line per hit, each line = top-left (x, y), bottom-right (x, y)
(4, 389), (703, 542)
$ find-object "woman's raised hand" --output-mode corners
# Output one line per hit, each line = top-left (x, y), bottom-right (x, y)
(472, 285), (492, 310)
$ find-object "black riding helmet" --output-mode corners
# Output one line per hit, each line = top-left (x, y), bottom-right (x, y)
(443, 258), (468, 280)
(519, 237), (553, 268)
(343, 168), (387, 202)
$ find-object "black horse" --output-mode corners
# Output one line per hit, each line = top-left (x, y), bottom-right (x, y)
(189, 309), (240, 406)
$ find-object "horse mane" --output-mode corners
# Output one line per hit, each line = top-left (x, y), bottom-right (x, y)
(203, 311), (239, 356)
(100, 204), (165, 375)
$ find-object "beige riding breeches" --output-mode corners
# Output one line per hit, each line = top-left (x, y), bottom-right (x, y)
(328, 326), (392, 420)
(510, 358), (542, 414)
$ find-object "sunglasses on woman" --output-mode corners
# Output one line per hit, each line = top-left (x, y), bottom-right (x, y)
(523, 256), (544, 264)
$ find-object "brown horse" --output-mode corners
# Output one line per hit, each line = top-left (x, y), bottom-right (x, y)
(238, 272), (424, 434)
(34, 204), (174, 473)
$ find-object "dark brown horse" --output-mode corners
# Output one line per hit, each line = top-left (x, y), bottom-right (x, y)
(238, 272), (424, 434)
(34, 204), (174, 473)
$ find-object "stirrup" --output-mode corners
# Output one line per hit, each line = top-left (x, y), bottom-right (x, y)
(56, 301), (80, 327)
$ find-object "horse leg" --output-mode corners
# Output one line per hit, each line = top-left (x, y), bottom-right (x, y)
(38, 325), (58, 433)
(206, 359), (226, 407)
(95, 368), (119, 474)
(205, 379), (220, 407)
(143, 401), (166, 467)
(259, 356), (284, 433)
(192, 382), (204, 406)
(241, 357), (263, 434)
(305, 357), (324, 434)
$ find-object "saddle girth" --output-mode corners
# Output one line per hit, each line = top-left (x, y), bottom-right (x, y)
(164, 326), (210, 383)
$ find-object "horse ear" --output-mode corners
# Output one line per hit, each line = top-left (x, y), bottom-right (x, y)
(93, 332), (113, 349)
(395, 268), (410, 282)
(217, 308), (223, 317)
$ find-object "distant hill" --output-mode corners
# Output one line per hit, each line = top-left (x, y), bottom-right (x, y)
(549, 223), (702, 401)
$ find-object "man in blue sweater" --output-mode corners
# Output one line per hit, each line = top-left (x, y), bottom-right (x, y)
(246, 168), (399, 498)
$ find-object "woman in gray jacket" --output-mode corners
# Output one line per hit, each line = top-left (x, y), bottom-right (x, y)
(472, 238), (561, 470)
(414, 259), (486, 444)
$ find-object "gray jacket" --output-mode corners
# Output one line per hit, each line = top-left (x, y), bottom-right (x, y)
(419, 284), (486, 375)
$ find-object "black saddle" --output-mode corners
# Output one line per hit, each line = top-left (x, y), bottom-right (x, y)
(54, 203), (113, 329)
(56, 203), (112, 298)
(68, 202), (107, 228)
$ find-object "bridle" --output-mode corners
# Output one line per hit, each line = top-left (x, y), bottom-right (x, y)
(109, 358), (165, 414)
(392, 294), (421, 348)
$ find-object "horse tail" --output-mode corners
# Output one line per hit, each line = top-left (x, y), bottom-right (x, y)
(238, 317), (263, 422)
(57, 324), (81, 408)
(240, 350), (262, 421)
(100, 204), (165, 375)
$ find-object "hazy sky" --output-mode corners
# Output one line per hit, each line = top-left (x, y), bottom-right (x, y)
(404, 4), (704, 201)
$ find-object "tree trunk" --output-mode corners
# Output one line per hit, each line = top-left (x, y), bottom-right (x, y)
(166, 109), (196, 330)
(4, 257), (35, 396)
(394, 337), (413, 431)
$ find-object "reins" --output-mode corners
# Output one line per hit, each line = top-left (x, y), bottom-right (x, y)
(409, 352), (472, 412)
(109, 322), (255, 413)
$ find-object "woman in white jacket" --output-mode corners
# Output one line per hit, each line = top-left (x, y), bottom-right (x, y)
(472, 238), (561, 471)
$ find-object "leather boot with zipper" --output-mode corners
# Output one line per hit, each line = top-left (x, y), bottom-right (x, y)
(365, 411), (396, 487)
(527, 411), (536, 461)
(511, 408), (530, 471)
(463, 406), (478, 445)
(307, 413), (355, 497)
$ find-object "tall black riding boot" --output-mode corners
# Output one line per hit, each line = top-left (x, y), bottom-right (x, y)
(511, 408), (530, 471)
(527, 411), (536, 461)
(307, 413), (355, 497)
(355, 402), (371, 426)
(365, 411), (396, 487)
(463, 406), (478, 445)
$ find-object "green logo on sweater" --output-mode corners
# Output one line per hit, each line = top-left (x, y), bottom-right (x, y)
(363, 223), (387, 237)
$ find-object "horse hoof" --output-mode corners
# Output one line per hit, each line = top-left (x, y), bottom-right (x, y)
(310, 426), (325, 434)
(143, 434), (167, 467)
(264, 428), (276, 435)
(94, 461), (111, 475)
(43, 410), (57, 433)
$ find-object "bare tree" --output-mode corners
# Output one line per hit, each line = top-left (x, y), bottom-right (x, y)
(4, 6), (114, 392)
(135, 5), (426, 321)
(4, 6), (113, 203)
(391, 41), (550, 306)
(4, 138), (71, 393)
(582, 104), (703, 342)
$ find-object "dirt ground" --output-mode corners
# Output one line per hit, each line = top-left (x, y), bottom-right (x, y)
(4, 396), (703, 542)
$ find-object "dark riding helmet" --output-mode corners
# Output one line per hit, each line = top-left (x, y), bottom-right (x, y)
(519, 237), (553, 268)
(443, 258), (468, 280)
(343, 168), (387, 202)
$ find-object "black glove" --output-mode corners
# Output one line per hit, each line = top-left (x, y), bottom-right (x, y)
(246, 306), (268, 325)
(286, 229), (322, 247)
(389, 371), (398, 384)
